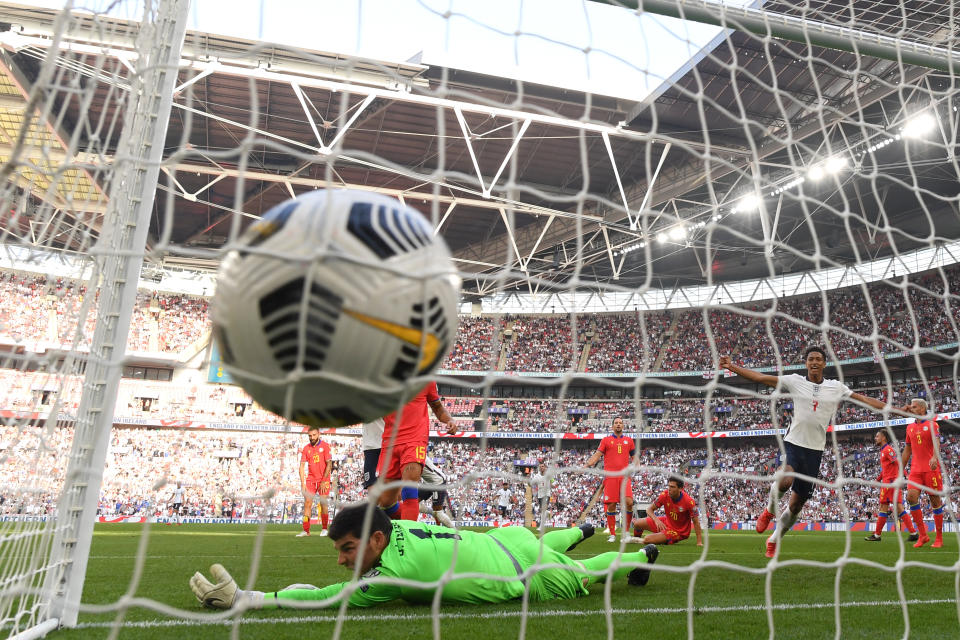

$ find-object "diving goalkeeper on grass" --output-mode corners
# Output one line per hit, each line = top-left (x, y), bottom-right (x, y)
(190, 502), (659, 609)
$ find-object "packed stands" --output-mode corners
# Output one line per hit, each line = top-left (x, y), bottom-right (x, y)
(2, 425), (955, 527)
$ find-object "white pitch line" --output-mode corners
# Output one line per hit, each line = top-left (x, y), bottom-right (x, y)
(73, 598), (955, 629)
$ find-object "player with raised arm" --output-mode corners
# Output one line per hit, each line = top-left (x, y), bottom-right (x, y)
(864, 429), (918, 542)
(190, 502), (660, 610)
(902, 398), (947, 548)
(720, 346), (906, 558)
(297, 426), (332, 537)
(378, 382), (456, 521)
(585, 417), (636, 542)
(625, 476), (703, 547)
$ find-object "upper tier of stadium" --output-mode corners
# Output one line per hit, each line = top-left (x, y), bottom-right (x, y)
(2, 262), (957, 375)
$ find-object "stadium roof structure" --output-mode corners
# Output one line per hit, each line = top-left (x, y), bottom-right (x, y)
(1, 0), (959, 301)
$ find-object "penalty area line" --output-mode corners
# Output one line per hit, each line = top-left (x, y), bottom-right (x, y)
(74, 598), (955, 629)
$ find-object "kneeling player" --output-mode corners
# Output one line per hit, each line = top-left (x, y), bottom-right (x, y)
(191, 502), (660, 610)
(626, 477), (702, 547)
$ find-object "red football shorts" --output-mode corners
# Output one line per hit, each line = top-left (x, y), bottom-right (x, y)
(878, 486), (905, 505)
(304, 478), (330, 497)
(602, 476), (633, 504)
(907, 469), (945, 493)
(641, 516), (687, 544)
(379, 442), (427, 480)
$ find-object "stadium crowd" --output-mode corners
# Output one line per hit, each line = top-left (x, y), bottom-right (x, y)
(1, 424), (955, 528)
(0, 267), (959, 375)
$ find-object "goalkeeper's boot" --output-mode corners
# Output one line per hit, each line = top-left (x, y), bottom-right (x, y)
(756, 509), (774, 534)
(765, 538), (778, 559)
(191, 564), (238, 609)
(864, 534), (882, 542)
(627, 544), (659, 586)
(907, 532), (919, 543)
(566, 523), (595, 552)
(913, 533), (930, 548)
(932, 535), (943, 548)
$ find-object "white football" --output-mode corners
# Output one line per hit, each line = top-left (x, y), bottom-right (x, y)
(212, 189), (460, 427)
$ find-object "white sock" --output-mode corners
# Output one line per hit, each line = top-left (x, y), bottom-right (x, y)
(770, 508), (798, 542)
(767, 485), (786, 514)
(434, 510), (455, 528)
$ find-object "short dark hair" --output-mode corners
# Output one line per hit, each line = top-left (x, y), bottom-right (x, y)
(328, 502), (392, 541)
(668, 475), (684, 488)
(307, 426), (320, 433)
(876, 430), (889, 443)
(803, 345), (827, 361)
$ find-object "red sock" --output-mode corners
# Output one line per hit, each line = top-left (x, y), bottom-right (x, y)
(899, 510), (916, 533)
(934, 512), (944, 537)
(625, 512), (633, 532)
(874, 513), (888, 536)
(302, 515), (310, 534)
(606, 514), (617, 536)
(321, 512), (329, 530)
(401, 498), (419, 521)
(910, 506), (927, 535)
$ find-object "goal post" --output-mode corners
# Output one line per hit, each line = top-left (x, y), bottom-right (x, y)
(0, 0), (958, 638)
(0, 0), (190, 635)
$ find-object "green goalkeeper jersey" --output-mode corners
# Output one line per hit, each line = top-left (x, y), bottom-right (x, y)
(267, 520), (590, 608)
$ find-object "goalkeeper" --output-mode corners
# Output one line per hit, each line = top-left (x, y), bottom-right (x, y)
(191, 502), (658, 609)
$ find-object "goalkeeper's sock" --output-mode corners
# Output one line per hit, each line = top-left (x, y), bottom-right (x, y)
(606, 512), (617, 536)
(302, 515), (310, 534)
(543, 526), (585, 552)
(933, 506), (944, 536)
(899, 509), (916, 533)
(320, 511), (329, 530)
(767, 485), (786, 514)
(909, 503), (927, 535)
(580, 547), (654, 583)
(874, 512), (888, 536)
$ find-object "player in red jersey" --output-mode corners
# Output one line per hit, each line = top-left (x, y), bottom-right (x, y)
(626, 477), (703, 546)
(864, 430), (918, 542)
(297, 426), (332, 537)
(585, 417), (636, 541)
(902, 398), (946, 548)
(378, 382), (456, 521)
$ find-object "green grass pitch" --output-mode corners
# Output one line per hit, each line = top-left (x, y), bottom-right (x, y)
(49, 524), (958, 639)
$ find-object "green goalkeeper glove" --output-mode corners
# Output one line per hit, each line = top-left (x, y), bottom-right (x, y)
(190, 564), (244, 609)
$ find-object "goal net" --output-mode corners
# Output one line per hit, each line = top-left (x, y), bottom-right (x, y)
(0, 0), (958, 638)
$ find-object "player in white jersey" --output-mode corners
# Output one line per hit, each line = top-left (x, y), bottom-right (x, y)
(361, 418), (385, 490)
(720, 346), (905, 558)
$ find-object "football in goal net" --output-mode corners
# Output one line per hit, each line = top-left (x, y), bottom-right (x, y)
(0, 0), (957, 638)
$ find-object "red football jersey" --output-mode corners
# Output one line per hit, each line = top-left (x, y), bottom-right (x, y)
(653, 489), (697, 535)
(300, 441), (331, 480)
(598, 435), (635, 473)
(381, 382), (439, 448)
(906, 419), (940, 472)
(877, 443), (901, 482)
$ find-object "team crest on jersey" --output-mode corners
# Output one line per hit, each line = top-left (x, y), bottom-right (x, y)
(924, 426), (929, 431)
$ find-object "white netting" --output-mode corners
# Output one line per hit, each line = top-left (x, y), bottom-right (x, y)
(0, 0), (959, 638)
